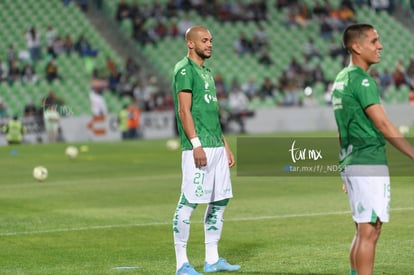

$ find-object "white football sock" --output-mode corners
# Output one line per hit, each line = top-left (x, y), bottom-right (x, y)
(204, 203), (226, 264)
(173, 202), (195, 270)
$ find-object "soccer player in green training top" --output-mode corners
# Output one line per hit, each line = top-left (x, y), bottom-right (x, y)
(332, 23), (414, 275)
(171, 26), (240, 275)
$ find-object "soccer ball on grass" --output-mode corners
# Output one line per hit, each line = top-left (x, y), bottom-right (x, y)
(166, 139), (180, 151)
(65, 146), (79, 159)
(33, 166), (48, 181)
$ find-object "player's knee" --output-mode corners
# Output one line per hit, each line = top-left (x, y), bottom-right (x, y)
(179, 194), (198, 209)
(211, 198), (229, 206)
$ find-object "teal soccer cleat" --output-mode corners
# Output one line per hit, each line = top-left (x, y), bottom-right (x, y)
(204, 258), (240, 273)
(176, 262), (202, 275)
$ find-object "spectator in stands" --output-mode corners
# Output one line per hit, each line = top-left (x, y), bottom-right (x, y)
(117, 75), (134, 98)
(128, 0), (141, 20)
(287, 57), (303, 77)
(8, 59), (21, 85)
(52, 36), (65, 57)
(229, 77), (241, 94)
(90, 79), (108, 116)
(277, 71), (290, 94)
(214, 73), (227, 99)
(302, 38), (322, 60)
(126, 98), (141, 139)
(76, 0), (88, 12)
(337, 3), (356, 26)
(169, 18), (179, 37)
(132, 80), (145, 108)
(275, 0), (294, 10)
(257, 48), (273, 66)
(108, 69), (121, 93)
(285, 1), (311, 28)
(313, 1), (330, 18)
(43, 90), (65, 109)
(118, 104), (129, 140)
(227, 88), (251, 133)
(320, 16), (334, 40)
(233, 32), (254, 56)
(379, 69), (392, 90)
(311, 63), (327, 84)
(24, 26), (42, 63)
(23, 100), (39, 118)
(392, 60), (407, 89)
(63, 34), (74, 55)
(241, 76), (259, 99)
(43, 103), (60, 143)
(6, 44), (17, 66)
(105, 56), (117, 73)
(0, 100), (8, 118)
(369, 68), (381, 89)
(2, 115), (26, 144)
(45, 24), (57, 57)
(93, 0), (103, 10)
(0, 59), (8, 82)
(259, 77), (276, 99)
(142, 76), (161, 111)
(406, 56), (414, 80)
(62, 0), (72, 6)
(115, 0), (130, 22)
(21, 63), (39, 84)
(177, 13), (194, 37)
(132, 21), (155, 45)
(74, 34), (98, 57)
(250, 0), (267, 21)
(252, 24), (269, 53)
(45, 59), (61, 83)
(154, 18), (169, 40)
(165, 0), (178, 17)
(327, 37), (346, 59)
(124, 57), (140, 79)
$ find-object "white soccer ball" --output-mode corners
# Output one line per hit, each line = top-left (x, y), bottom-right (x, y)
(65, 146), (79, 159)
(166, 139), (180, 151)
(33, 166), (48, 181)
(399, 125), (410, 135)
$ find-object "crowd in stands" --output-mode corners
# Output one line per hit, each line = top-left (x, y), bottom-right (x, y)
(3, 0), (414, 124)
(112, 0), (414, 112)
(115, 0), (267, 46)
(0, 26), (101, 87)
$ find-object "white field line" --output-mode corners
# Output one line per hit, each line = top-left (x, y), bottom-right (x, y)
(1, 207), (413, 237)
(1, 174), (181, 189)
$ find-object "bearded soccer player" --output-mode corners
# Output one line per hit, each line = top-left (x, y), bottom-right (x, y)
(332, 23), (414, 275)
(171, 26), (241, 275)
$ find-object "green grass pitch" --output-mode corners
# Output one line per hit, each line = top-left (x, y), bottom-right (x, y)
(0, 132), (413, 274)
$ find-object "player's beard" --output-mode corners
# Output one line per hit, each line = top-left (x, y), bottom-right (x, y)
(195, 47), (211, 60)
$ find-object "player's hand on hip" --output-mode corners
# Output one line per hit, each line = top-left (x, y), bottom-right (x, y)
(227, 151), (235, 168)
(193, 147), (207, 168)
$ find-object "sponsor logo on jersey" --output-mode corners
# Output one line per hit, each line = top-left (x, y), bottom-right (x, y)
(361, 79), (370, 87)
(331, 96), (343, 110)
(332, 81), (344, 91)
(204, 94), (217, 104)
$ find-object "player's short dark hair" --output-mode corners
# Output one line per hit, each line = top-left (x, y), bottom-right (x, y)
(342, 23), (374, 53)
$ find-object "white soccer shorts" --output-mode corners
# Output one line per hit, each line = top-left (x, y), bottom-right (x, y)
(181, 147), (233, 204)
(341, 165), (390, 223)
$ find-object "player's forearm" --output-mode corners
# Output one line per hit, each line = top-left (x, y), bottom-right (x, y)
(378, 120), (414, 160)
(178, 109), (197, 139)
